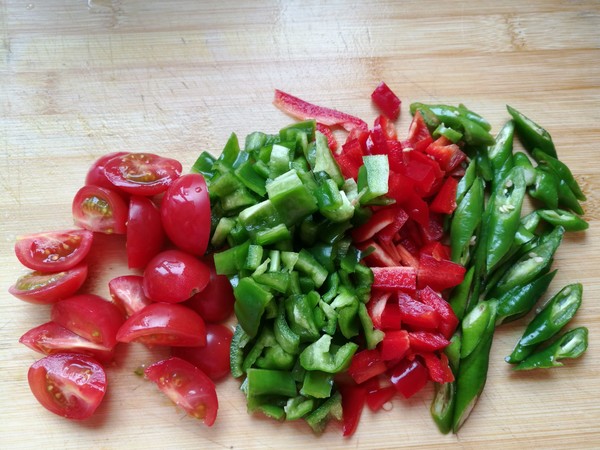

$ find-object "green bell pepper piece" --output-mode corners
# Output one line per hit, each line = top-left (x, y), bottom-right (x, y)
(299, 335), (358, 373)
(234, 277), (274, 338)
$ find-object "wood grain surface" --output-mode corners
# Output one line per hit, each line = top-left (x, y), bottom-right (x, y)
(1, 1), (599, 448)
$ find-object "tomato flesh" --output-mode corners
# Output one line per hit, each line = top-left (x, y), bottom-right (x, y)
(126, 196), (165, 269)
(108, 275), (153, 317)
(28, 353), (107, 420)
(9, 264), (88, 305)
(85, 152), (128, 190)
(145, 357), (218, 426)
(72, 185), (128, 234)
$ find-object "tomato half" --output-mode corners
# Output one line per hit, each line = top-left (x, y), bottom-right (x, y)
(28, 353), (107, 420)
(72, 185), (128, 234)
(20, 321), (115, 363)
(160, 173), (211, 256)
(145, 357), (218, 426)
(8, 264), (88, 305)
(103, 152), (182, 196)
(14, 229), (93, 273)
(171, 324), (232, 381)
(85, 152), (128, 190)
(51, 294), (125, 349)
(108, 275), (153, 317)
(126, 196), (165, 269)
(116, 302), (206, 347)
(143, 250), (210, 303)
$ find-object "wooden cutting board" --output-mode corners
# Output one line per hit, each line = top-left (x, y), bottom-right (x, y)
(1, 1), (599, 448)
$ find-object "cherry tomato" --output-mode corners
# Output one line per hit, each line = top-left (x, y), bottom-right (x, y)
(8, 264), (88, 305)
(85, 152), (128, 190)
(72, 185), (128, 234)
(116, 302), (206, 347)
(51, 294), (125, 349)
(19, 321), (115, 363)
(171, 324), (232, 381)
(28, 353), (107, 420)
(14, 229), (93, 273)
(161, 173), (211, 256)
(103, 152), (182, 196)
(184, 256), (234, 323)
(108, 275), (152, 317)
(126, 196), (165, 269)
(145, 357), (218, 426)
(143, 250), (210, 303)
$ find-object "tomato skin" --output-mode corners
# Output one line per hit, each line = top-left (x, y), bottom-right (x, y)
(160, 173), (211, 256)
(145, 357), (218, 426)
(116, 302), (206, 347)
(143, 250), (211, 303)
(103, 152), (182, 196)
(85, 152), (128, 190)
(171, 324), (232, 381)
(51, 294), (125, 349)
(72, 185), (129, 234)
(19, 321), (115, 363)
(28, 353), (107, 420)
(14, 229), (93, 273)
(8, 264), (88, 305)
(108, 275), (153, 317)
(126, 196), (165, 269)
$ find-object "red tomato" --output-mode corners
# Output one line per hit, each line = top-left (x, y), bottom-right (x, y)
(85, 152), (128, 190)
(28, 353), (107, 420)
(126, 196), (165, 269)
(171, 324), (232, 381)
(116, 302), (206, 347)
(108, 275), (152, 317)
(19, 321), (115, 363)
(103, 152), (182, 196)
(72, 185), (128, 234)
(14, 229), (93, 273)
(184, 256), (235, 323)
(389, 357), (429, 398)
(51, 294), (125, 349)
(145, 357), (218, 426)
(160, 173), (211, 256)
(143, 250), (210, 303)
(8, 264), (88, 305)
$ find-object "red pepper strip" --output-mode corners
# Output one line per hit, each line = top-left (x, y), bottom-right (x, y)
(405, 111), (432, 149)
(357, 240), (398, 267)
(367, 291), (392, 329)
(352, 208), (399, 243)
(380, 330), (410, 361)
(336, 138), (364, 180)
(376, 238), (402, 263)
(419, 212), (445, 243)
(316, 122), (338, 152)
(430, 176), (459, 215)
(376, 207), (409, 242)
(380, 302), (402, 330)
(371, 82), (401, 121)
(397, 292), (441, 330)
(389, 357), (429, 399)
(420, 352), (454, 383)
(366, 382), (396, 412)
(367, 115), (398, 155)
(273, 89), (368, 132)
(339, 382), (367, 437)
(424, 136), (466, 172)
(371, 267), (417, 292)
(348, 348), (388, 384)
(418, 286), (459, 339)
(387, 172), (416, 202)
(395, 243), (419, 269)
(408, 331), (450, 352)
(420, 241), (451, 261)
(417, 253), (466, 291)
(400, 194), (430, 229)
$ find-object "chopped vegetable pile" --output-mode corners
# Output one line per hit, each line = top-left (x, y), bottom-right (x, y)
(8, 83), (589, 437)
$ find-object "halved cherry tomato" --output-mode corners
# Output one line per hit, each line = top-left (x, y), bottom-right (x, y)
(103, 152), (182, 196)
(8, 264), (88, 305)
(145, 357), (218, 426)
(143, 250), (210, 303)
(14, 229), (93, 273)
(126, 196), (165, 269)
(28, 353), (107, 420)
(51, 294), (125, 349)
(171, 324), (232, 381)
(19, 321), (115, 363)
(108, 275), (153, 317)
(116, 302), (206, 347)
(72, 185), (128, 234)
(160, 173), (211, 256)
(85, 152), (128, 190)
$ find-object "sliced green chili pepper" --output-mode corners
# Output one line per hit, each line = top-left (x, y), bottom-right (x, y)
(557, 177), (585, 215)
(507, 105), (557, 158)
(433, 123), (463, 143)
(521, 210), (541, 233)
(460, 301), (494, 359)
(512, 151), (536, 186)
(456, 158), (477, 205)
(537, 209), (589, 232)
(487, 120), (514, 193)
(514, 327), (588, 371)
(532, 148), (586, 201)
(431, 381), (455, 434)
(528, 167), (559, 209)
(451, 177), (484, 266)
(449, 266), (475, 322)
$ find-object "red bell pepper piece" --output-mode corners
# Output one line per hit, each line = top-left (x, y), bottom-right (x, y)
(400, 194), (430, 229)
(395, 243), (420, 269)
(408, 331), (450, 352)
(387, 172), (416, 203)
(417, 253), (466, 291)
(376, 207), (409, 243)
(389, 357), (429, 398)
(371, 267), (417, 292)
(418, 286), (459, 339)
(397, 292), (441, 330)
(424, 136), (466, 172)
(419, 212), (445, 243)
(420, 241), (451, 261)
(367, 291), (392, 329)
(420, 352), (454, 383)
(336, 137), (365, 180)
(316, 122), (338, 152)
(405, 111), (432, 150)
(352, 208), (399, 243)
(368, 115), (398, 155)
(380, 330), (410, 361)
(371, 82), (401, 121)
(339, 382), (367, 437)
(357, 240), (399, 267)
(273, 89), (368, 132)
(430, 176), (459, 215)
(348, 349), (387, 384)
(380, 302), (402, 330)
(366, 382), (397, 412)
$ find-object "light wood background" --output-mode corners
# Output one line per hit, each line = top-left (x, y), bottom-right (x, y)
(1, 1), (599, 448)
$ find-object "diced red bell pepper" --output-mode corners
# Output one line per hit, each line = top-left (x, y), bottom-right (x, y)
(339, 382), (367, 437)
(380, 302), (402, 330)
(371, 267), (417, 292)
(424, 136), (466, 172)
(397, 292), (441, 330)
(386, 140), (404, 174)
(399, 152), (440, 197)
(405, 111), (432, 150)
(420, 241), (451, 261)
(395, 243), (420, 269)
(336, 137), (365, 180)
(345, 128), (370, 147)
(419, 212), (445, 243)
(418, 286), (459, 339)
(417, 253), (466, 291)
(400, 194), (430, 229)
(420, 352), (455, 383)
(366, 384), (396, 412)
(352, 208), (399, 243)
(348, 348), (388, 385)
(387, 172), (416, 203)
(357, 240), (398, 267)
(376, 207), (409, 243)
(316, 122), (338, 152)
(367, 291), (392, 329)
(380, 330), (410, 361)
(430, 176), (459, 215)
(408, 331), (450, 352)
(389, 357), (429, 398)
(367, 115), (396, 155)
(371, 82), (401, 121)
(273, 89), (368, 132)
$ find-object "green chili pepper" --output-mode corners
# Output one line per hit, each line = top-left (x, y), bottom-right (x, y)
(512, 151), (536, 186)
(433, 123), (463, 143)
(532, 148), (586, 201)
(475, 148), (493, 182)
(521, 210), (541, 233)
(487, 120), (514, 193)
(537, 209), (589, 232)
(506, 283), (583, 363)
(514, 327), (588, 371)
(449, 267), (475, 321)
(556, 177), (585, 215)
(528, 167), (559, 209)
(458, 103), (493, 131)
(460, 301), (494, 359)
(445, 332), (462, 372)
(456, 158), (477, 205)
(507, 105), (557, 158)
(451, 177), (484, 266)
(431, 381), (455, 434)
